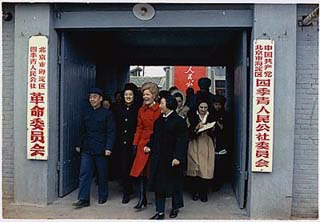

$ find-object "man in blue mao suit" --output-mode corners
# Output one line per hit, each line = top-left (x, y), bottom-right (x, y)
(73, 88), (115, 208)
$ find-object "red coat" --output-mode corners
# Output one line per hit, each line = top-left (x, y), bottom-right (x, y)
(130, 103), (161, 177)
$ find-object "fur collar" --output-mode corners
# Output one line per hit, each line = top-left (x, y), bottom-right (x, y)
(196, 110), (209, 124)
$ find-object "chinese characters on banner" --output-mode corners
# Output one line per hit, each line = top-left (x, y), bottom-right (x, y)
(27, 36), (48, 160)
(173, 66), (206, 93)
(252, 39), (274, 172)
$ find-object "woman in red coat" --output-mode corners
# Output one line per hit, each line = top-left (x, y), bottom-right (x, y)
(130, 82), (161, 209)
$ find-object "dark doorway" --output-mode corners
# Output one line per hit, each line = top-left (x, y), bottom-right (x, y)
(57, 28), (250, 209)
(58, 32), (96, 197)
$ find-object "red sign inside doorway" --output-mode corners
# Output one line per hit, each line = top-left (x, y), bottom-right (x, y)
(173, 66), (206, 93)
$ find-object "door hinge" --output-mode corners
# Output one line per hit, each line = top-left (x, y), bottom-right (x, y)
(246, 57), (250, 67)
(56, 161), (61, 171)
(245, 171), (248, 180)
(57, 55), (62, 65)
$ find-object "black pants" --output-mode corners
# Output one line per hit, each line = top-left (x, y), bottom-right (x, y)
(191, 176), (210, 196)
(110, 144), (134, 194)
(123, 176), (133, 195)
(155, 190), (184, 213)
(122, 155), (134, 195)
(212, 154), (229, 189)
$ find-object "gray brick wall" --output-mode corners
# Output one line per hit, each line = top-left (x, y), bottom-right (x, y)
(292, 4), (318, 218)
(2, 3), (15, 201)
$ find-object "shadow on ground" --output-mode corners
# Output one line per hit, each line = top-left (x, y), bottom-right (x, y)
(3, 182), (248, 219)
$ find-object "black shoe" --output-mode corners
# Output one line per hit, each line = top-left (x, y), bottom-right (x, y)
(122, 194), (130, 204)
(200, 193), (208, 202)
(134, 177), (147, 209)
(192, 193), (199, 201)
(98, 199), (107, 204)
(72, 200), (90, 208)
(169, 209), (179, 218)
(133, 198), (147, 209)
(150, 212), (165, 220)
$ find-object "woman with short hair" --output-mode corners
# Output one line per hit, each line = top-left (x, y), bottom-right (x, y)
(144, 95), (188, 219)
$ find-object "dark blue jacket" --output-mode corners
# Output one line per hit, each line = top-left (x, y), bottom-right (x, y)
(78, 105), (115, 155)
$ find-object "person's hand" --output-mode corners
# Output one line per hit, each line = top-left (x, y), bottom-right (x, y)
(171, 159), (180, 166)
(195, 122), (204, 132)
(144, 146), (151, 153)
(132, 145), (137, 156)
(216, 121), (223, 129)
(105, 150), (112, 156)
(75, 147), (81, 153)
(196, 122), (204, 130)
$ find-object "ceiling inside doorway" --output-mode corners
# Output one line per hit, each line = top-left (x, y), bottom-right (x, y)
(66, 28), (244, 66)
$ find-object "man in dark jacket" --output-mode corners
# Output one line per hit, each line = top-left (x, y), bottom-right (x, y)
(212, 95), (232, 191)
(73, 88), (115, 208)
(195, 77), (216, 112)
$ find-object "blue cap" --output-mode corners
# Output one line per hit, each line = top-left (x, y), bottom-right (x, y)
(88, 88), (103, 96)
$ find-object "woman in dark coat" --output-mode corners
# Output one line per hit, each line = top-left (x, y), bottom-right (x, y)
(144, 95), (188, 219)
(111, 84), (141, 204)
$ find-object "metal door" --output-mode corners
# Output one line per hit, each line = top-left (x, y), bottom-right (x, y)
(58, 32), (96, 197)
(232, 30), (248, 209)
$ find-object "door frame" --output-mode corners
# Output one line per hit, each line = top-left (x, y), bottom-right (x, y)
(54, 4), (253, 209)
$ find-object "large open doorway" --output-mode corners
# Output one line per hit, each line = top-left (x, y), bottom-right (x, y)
(57, 28), (250, 210)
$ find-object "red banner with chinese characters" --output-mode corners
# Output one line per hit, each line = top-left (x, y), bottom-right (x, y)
(251, 39), (274, 172)
(27, 36), (48, 160)
(173, 66), (207, 93)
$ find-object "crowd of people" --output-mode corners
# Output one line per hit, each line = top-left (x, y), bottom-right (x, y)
(72, 77), (231, 219)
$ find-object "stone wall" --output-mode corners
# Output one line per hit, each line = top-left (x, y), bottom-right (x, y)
(292, 4), (318, 218)
(2, 3), (15, 201)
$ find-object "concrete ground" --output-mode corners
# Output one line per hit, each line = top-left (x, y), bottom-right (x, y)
(3, 182), (248, 220)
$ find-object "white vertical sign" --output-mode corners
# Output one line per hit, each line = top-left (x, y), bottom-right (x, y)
(27, 36), (49, 160)
(251, 39), (274, 172)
